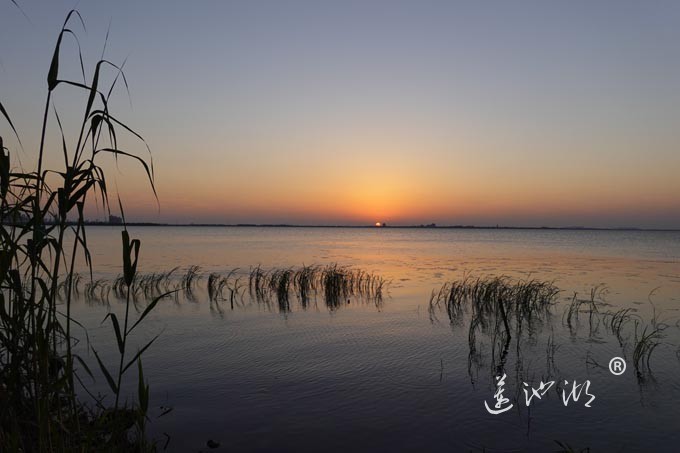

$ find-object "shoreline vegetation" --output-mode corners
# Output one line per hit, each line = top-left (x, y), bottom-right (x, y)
(1, 10), (164, 451)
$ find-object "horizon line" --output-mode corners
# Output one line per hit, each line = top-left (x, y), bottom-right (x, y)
(81, 221), (680, 232)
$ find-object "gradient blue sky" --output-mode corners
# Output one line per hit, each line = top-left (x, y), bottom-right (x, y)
(1, 0), (680, 227)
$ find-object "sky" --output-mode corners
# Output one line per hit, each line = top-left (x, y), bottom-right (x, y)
(1, 0), (680, 228)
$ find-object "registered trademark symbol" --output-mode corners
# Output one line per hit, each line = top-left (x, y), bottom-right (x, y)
(609, 357), (626, 375)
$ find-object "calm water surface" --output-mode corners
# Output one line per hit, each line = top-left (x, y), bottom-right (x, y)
(69, 227), (680, 452)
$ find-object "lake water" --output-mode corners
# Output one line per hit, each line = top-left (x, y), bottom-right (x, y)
(68, 227), (680, 452)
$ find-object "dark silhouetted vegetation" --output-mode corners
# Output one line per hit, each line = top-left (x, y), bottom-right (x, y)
(1, 10), (163, 451)
(58, 263), (389, 314)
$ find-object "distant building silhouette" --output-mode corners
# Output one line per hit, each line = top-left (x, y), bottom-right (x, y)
(108, 215), (123, 225)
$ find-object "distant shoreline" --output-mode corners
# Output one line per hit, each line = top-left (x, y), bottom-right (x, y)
(80, 222), (680, 232)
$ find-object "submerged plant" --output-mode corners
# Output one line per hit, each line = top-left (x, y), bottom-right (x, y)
(562, 285), (607, 337)
(632, 320), (665, 378)
(431, 275), (560, 383)
(76, 263), (387, 315)
(430, 275), (559, 331)
(603, 307), (637, 348)
(181, 265), (202, 293)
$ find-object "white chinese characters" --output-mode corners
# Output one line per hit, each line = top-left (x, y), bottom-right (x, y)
(485, 375), (595, 414)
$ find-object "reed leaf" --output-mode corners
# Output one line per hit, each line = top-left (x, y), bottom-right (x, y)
(93, 348), (118, 394)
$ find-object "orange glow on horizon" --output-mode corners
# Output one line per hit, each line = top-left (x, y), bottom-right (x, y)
(89, 133), (680, 228)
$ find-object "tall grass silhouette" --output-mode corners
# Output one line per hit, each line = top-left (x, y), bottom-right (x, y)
(1, 10), (164, 450)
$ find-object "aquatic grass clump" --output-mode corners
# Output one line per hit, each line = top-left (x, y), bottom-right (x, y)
(430, 275), (561, 380)
(631, 302), (670, 379)
(249, 265), (269, 301)
(294, 264), (320, 307)
(246, 263), (387, 311)
(84, 278), (111, 303)
(429, 275), (560, 333)
(75, 264), (388, 314)
(560, 285), (673, 381)
(268, 268), (292, 298)
(207, 272), (221, 302)
(322, 265), (350, 309)
(181, 265), (202, 293)
(57, 272), (83, 298)
(111, 266), (181, 300)
(632, 323), (664, 376)
(562, 285), (608, 337)
(602, 307), (637, 347)
(207, 270), (243, 312)
(563, 292), (582, 333)
(432, 276), (679, 387)
(222, 269), (244, 309)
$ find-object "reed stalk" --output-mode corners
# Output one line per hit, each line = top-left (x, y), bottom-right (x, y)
(1, 10), (163, 450)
